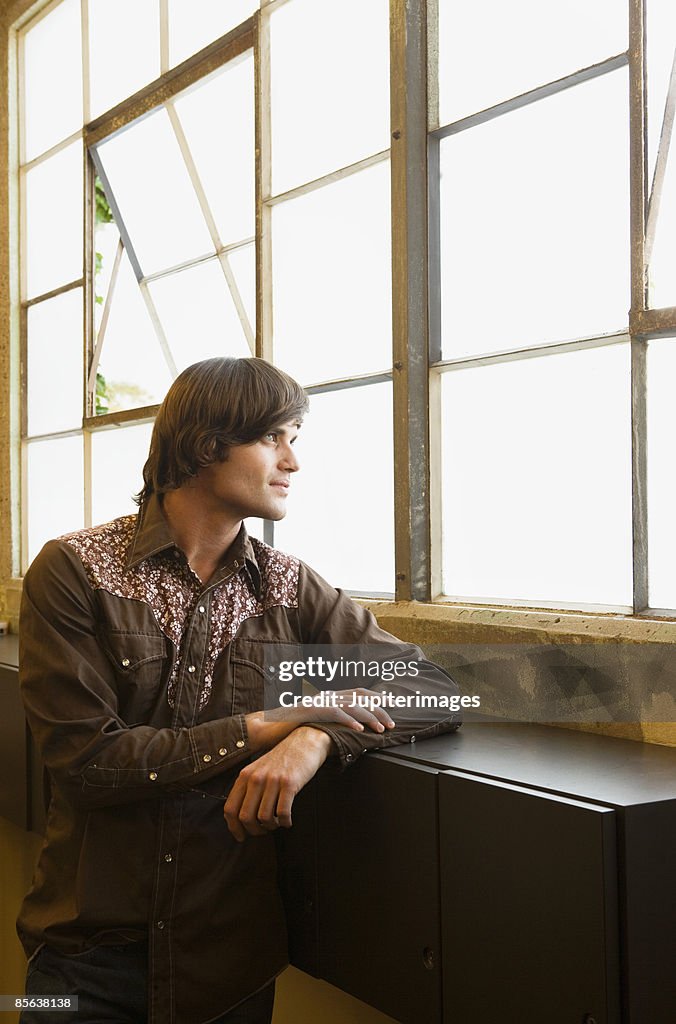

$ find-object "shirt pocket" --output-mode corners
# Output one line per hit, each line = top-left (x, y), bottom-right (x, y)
(100, 630), (169, 723)
(229, 639), (303, 717)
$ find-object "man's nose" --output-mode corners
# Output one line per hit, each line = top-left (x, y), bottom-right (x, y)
(280, 445), (300, 472)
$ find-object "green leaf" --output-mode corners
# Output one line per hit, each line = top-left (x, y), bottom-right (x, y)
(95, 177), (114, 225)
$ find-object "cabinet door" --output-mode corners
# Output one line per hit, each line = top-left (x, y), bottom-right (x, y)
(316, 754), (442, 1024)
(439, 771), (620, 1024)
(0, 664), (28, 828)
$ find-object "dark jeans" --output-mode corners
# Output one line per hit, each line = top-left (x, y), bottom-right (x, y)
(21, 942), (275, 1024)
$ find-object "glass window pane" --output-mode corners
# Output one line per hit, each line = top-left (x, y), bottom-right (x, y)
(273, 162), (392, 384)
(95, 109), (213, 275)
(94, 220), (121, 334)
(22, 0), (82, 161)
(89, 0), (160, 118)
(148, 259), (250, 373)
(96, 251), (173, 414)
(646, 1), (676, 187)
(648, 150), (676, 309)
(91, 423), (153, 526)
(25, 141), (82, 300)
(27, 434), (84, 566)
(27, 289), (83, 436)
(647, 338), (676, 608)
(437, 0), (627, 127)
(173, 53), (254, 245)
(275, 383), (394, 594)
(270, 0), (390, 194)
(245, 517), (265, 541)
(439, 70), (629, 359)
(440, 344), (633, 607)
(168, 0), (258, 68)
(227, 243), (255, 334)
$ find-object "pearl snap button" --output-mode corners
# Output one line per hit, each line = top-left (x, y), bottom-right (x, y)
(121, 658), (130, 668)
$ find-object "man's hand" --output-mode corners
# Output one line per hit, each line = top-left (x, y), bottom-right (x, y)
(223, 727), (333, 842)
(245, 687), (395, 753)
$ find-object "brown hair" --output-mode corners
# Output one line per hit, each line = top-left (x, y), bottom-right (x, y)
(136, 357), (308, 504)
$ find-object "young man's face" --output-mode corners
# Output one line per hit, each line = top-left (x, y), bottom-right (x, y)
(189, 420), (301, 522)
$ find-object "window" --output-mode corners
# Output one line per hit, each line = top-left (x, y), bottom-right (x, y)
(18, 0), (392, 594)
(428, 0), (676, 616)
(13, 0), (676, 615)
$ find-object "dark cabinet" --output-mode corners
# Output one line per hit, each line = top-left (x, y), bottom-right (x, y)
(439, 772), (619, 1024)
(0, 636), (46, 834)
(279, 755), (441, 1024)
(0, 649), (28, 829)
(279, 724), (676, 1024)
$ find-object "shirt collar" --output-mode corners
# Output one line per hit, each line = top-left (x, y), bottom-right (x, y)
(125, 492), (262, 598)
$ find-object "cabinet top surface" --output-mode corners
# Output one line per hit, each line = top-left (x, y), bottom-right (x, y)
(383, 723), (676, 807)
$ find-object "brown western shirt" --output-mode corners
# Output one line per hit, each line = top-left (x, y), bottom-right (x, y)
(17, 494), (460, 1024)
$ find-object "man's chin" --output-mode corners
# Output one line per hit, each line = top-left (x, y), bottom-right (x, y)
(249, 505), (287, 523)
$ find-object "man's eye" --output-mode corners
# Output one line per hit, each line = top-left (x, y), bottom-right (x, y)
(264, 432), (278, 443)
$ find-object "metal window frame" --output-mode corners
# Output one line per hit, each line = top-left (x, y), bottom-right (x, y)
(424, 0), (676, 617)
(17, 0), (676, 615)
(85, 27), (259, 396)
(256, 1), (395, 558)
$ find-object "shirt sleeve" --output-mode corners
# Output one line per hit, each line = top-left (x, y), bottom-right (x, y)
(19, 540), (255, 810)
(296, 561), (462, 768)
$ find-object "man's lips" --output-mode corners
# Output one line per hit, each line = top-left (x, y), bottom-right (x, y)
(270, 481), (289, 490)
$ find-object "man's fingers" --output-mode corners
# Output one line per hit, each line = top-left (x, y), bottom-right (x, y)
(224, 770), (267, 841)
(255, 777), (284, 830)
(275, 786), (294, 829)
(237, 773), (272, 838)
(223, 776), (248, 842)
(334, 690), (395, 732)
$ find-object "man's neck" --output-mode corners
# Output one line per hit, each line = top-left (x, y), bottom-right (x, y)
(161, 488), (242, 585)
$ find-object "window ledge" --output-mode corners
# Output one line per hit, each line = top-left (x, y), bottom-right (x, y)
(360, 598), (676, 644)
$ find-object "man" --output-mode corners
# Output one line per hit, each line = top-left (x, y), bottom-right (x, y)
(18, 357), (461, 1024)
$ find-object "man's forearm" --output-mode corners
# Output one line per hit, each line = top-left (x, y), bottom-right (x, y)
(244, 711), (298, 752)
